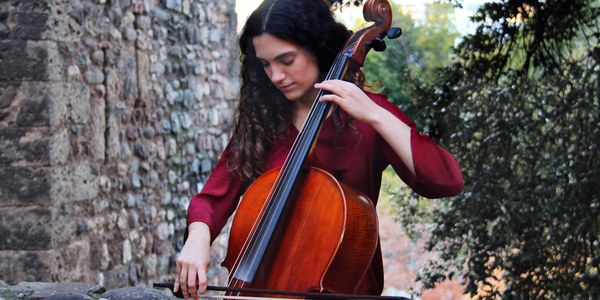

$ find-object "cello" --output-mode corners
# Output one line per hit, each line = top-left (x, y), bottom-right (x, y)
(221, 0), (402, 298)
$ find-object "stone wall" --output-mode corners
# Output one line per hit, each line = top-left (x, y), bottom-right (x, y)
(0, 0), (239, 289)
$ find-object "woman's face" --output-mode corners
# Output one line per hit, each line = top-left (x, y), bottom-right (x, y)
(252, 33), (320, 104)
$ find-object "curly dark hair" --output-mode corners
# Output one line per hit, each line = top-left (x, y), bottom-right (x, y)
(228, 0), (353, 182)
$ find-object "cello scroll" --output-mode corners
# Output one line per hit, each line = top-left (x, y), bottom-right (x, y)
(344, 0), (401, 67)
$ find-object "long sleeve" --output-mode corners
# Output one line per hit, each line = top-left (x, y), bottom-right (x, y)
(186, 147), (245, 242)
(372, 93), (464, 198)
(183, 91), (462, 297)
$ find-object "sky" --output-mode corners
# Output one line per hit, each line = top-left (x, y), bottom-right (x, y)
(235, 0), (488, 34)
(234, 0), (261, 32)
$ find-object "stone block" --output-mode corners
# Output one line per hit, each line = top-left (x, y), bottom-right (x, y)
(43, 41), (64, 81)
(0, 83), (19, 109)
(0, 166), (50, 207)
(0, 250), (53, 284)
(136, 51), (151, 105)
(50, 127), (70, 165)
(90, 96), (106, 162)
(0, 40), (47, 81)
(6, 0), (51, 13)
(47, 83), (91, 127)
(103, 267), (128, 290)
(100, 286), (170, 300)
(121, 53), (139, 103)
(68, 83), (91, 124)
(51, 164), (99, 204)
(8, 12), (49, 40)
(29, 282), (105, 300)
(0, 109), (9, 121)
(0, 207), (52, 250)
(0, 1), (50, 41)
(0, 281), (105, 299)
(0, 127), (50, 166)
(16, 97), (49, 127)
(56, 240), (93, 283)
(0, 0), (240, 288)
(47, 84), (68, 127)
(0, 82), (52, 127)
(39, 292), (94, 300)
(45, 3), (83, 43)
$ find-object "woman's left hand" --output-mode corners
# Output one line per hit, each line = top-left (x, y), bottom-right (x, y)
(314, 80), (382, 124)
(316, 79), (416, 175)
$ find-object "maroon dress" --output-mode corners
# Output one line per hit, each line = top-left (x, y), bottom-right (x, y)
(186, 92), (464, 295)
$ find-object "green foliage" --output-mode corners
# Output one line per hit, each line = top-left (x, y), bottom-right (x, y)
(379, 167), (440, 239)
(361, 3), (415, 107)
(335, 0), (598, 298)
(361, 2), (459, 108)
(411, 4), (461, 81)
(407, 0), (600, 298)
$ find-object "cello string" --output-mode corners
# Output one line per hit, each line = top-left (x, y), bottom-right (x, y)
(239, 43), (354, 248)
(227, 40), (358, 285)
(227, 40), (358, 284)
(228, 47), (350, 279)
(275, 41), (355, 182)
(263, 38), (358, 199)
(227, 52), (356, 288)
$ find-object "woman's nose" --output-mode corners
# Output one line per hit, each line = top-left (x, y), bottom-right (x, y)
(270, 65), (286, 83)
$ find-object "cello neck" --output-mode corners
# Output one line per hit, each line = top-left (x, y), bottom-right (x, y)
(231, 0), (395, 285)
(231, 50), (352, 283)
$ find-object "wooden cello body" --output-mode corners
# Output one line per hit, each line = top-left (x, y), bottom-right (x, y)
(221, 0), (399, 297)
(223, 167), (378, 295)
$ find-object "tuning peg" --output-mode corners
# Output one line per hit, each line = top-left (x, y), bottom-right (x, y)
(368, 38), (386, 52)
(386, 27), (402, 39)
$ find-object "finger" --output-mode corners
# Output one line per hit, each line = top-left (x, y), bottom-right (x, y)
(197, 267), (209, 294)
(179, 265), (190, 300)
(189, 286), (199, 300)
(173, 275), (179, 293)
(318, 79), (345, 85)
(318, 94), (342, 103)
(174, 260), (182, 292)
(317, 86), (353, 103)
(314, 81), (338, 92)
(316, 79), (351, 91)
(187, 267), (198, 298)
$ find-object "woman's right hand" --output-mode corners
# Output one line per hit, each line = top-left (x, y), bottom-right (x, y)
(174, 222), (212, 300)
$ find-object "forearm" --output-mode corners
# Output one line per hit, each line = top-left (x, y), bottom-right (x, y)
(187, 222), (211, 242)
(367, 106), (415, 175)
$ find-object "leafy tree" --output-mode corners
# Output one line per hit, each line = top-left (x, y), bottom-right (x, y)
(407, 0), (600, 298)
(409, 3), (460, 82)
(361, 2), (416, 106)
(332, 0), (599, 298)
(348, 2), (459, 107)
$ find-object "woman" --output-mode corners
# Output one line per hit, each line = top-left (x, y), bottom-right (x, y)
(175, 0), (463, 299)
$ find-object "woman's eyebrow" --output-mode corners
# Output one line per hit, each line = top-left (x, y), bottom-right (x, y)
(274, 51), (296, 60)
(257, 51), (296, 62)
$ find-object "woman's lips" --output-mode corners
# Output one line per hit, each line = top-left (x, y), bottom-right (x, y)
(278, 83), (294, 92)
